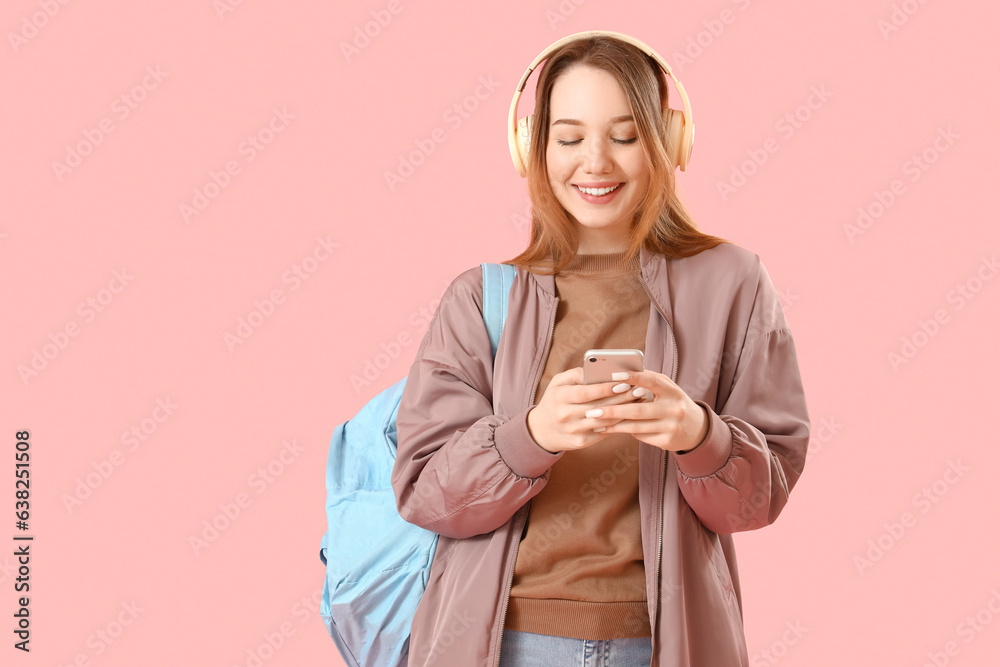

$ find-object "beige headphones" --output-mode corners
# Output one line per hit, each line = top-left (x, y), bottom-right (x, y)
(507, 30), (695, 178)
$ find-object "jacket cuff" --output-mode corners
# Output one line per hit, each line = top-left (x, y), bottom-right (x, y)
(494, 406), (563, 478)
(674, 400), (733, 478)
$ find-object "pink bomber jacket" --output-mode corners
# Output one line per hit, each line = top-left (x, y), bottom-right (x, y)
(391, 241), (811, 666)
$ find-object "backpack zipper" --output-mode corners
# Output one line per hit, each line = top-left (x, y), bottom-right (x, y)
(494, 293), (559, 667)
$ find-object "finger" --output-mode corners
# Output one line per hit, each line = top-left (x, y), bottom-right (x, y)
(600, 418), (667, 434)
(591, 417), (627, 433)
(595, 390), (647, 409)
(548, 369), (618, 406)
(630, 387), (655, 402)
(548, 366), (586, 387)
(550, 367), (630, 401)
(594, 371), (650, 400)
(584, 402), (653, 422)
(570, 378), (639, 405)
(618, 369), (671, 392)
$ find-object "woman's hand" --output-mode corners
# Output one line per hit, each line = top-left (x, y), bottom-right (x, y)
(526, 367), (645, 453)
(585, 369), (710, 453)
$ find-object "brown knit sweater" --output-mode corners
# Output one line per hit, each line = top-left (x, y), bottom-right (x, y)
(503, 250), (653, 640)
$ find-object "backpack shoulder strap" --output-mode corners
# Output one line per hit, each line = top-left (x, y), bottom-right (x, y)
(481, 263), (517, 358)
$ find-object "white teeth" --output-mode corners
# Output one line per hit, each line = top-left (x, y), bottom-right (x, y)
(578, 184), (620, 196)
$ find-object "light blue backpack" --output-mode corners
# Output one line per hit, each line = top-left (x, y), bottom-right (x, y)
(319, 263), (516, 667)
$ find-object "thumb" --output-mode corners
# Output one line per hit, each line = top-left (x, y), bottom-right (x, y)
(549, 366), (585, 387)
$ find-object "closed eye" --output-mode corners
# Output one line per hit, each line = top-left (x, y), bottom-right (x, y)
(554, 137), (638, 146)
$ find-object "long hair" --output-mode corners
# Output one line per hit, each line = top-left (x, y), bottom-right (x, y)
(503, 35), (731, 275)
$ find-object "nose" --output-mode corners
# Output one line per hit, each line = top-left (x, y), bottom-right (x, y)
(583, 139), (613, 174)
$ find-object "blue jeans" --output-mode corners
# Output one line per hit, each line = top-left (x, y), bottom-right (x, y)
(498, 629), (653, 667)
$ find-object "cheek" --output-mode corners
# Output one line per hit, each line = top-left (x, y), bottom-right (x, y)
(625, 155), (650, 184)
(546, 152), (568, 188)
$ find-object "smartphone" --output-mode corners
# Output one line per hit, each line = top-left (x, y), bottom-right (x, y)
(583, 349), (644, 384)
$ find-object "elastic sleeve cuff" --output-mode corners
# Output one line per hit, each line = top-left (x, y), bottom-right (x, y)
(674, 400), (733, 478)
(494, 406), (564, 478)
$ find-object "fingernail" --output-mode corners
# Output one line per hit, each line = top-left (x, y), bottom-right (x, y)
(612, 383), (630, 393)
(632, 387), (646, 398)
(593, 427), (606, 432)
(611, 372), (631, 381)
(585, 408), (603, 418)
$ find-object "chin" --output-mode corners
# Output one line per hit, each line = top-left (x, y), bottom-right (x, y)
(575, 217), (627, 231)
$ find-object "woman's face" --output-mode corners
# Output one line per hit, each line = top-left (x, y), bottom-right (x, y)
(545, 65), (650, 253)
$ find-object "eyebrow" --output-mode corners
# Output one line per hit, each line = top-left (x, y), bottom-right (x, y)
(551, 114), (635, 127)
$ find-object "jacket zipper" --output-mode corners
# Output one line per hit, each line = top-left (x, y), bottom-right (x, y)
(528, 294), (559, 409)
(494, 294), (559, 667)
(493, 272), (677, 665)
(638, 271), (678, 665)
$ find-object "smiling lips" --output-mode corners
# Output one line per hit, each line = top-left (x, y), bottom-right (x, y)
(574, 182), (623, 202)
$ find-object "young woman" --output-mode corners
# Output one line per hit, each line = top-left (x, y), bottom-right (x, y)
(392, 31), (811, 667)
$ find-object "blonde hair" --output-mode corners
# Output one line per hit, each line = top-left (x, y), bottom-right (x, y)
(503, 35), (731, 275)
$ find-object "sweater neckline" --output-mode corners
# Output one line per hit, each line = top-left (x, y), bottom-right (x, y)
(560, 251), (640, 276)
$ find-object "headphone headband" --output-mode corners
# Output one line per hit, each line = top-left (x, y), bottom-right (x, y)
(507, 30), (694, 177)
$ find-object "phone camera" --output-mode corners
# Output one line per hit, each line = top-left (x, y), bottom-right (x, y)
(588, 357), (596, 363)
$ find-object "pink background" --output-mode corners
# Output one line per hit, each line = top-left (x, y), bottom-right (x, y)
(3, 0), (998, 665)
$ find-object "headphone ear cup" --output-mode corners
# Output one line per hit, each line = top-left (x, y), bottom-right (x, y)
(517, 115), (533, 175)
(664, 108), (693, 172)
(664, 108), (682, 171)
